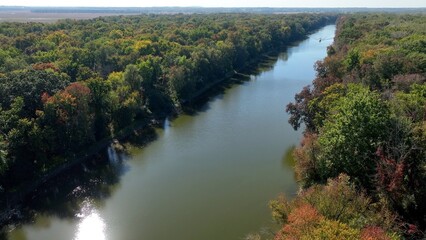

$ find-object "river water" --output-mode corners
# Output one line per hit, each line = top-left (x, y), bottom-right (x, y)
(7, 25), (335, 240)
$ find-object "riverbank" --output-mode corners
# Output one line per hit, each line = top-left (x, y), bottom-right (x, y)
(5, 23), (338, 240)
(0, 51), (274, 225)
(0, 119), (151, 223)
(0, 21), (336, 230)
(0, 13), (337, 202)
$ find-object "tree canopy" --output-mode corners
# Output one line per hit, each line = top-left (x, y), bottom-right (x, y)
(0, 13), (336, 201)
(284, 13), (426, 238)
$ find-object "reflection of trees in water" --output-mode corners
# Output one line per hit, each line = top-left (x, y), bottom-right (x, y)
(125, 127), (158, 148)
(183, 50), (287, 117)
(282, 145), (297, 181)
(278, 52), (289, 62)
(282, 145), (296, 168)
(2, 151), (128, 231)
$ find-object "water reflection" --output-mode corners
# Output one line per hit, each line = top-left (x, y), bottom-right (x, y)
(107, 146), (120, 165)
(282, 145), (297, 181)
(74, 201), (106, 240)
(163, 117), (171, 135)
(3, 150), (127, 240)
(182, 51), (284, 117)
(282, 145), (296, 168)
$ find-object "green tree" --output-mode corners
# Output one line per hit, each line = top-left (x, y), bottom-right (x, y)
(394, 84), (426, 123)
(344, 48), (360, 71)
(107, 71), (142, 131)
(0, 70), (70, 117)
(124, 64), (143, 93)
(86, 77), (112, 140)
(317, 84), (391, 188)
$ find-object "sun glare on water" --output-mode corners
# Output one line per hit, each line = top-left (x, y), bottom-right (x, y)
(74, 201), (106, 240)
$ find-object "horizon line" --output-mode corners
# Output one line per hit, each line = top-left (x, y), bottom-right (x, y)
(1, 6), (426, 9)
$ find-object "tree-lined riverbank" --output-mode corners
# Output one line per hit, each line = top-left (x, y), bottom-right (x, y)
(0, 14), (336, 209)
(4, 22), (337, 240)
(272, 14), (426, 239)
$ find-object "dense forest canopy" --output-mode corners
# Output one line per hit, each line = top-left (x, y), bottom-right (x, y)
(273, 13), (426, 239)
(0, 13), (336, 203)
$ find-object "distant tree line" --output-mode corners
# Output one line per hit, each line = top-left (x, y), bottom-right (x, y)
(1, 6), (424, 14)
(271, 13), (426, 240)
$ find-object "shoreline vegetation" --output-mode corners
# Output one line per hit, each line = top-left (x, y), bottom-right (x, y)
(0, 13), (337, 227)
(0, 47), (290, 224)
(270, 14), (426, 239)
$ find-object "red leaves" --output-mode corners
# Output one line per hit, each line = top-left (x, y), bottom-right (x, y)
(294, 133), (320, 185)
(375, 147), (405, 198)
(32, 62), (59, 72)
(406, 223), (419, 235)
(286, 204), (322, 229)
(42, 82), (91, 124)
(286, 86), (315, 131)
(360, 226), (390, 240)
(41, 92), (51, 104)
(43, 82), (91, 105)
(64, 82), (91, 98)
(276, 204), (323, 240)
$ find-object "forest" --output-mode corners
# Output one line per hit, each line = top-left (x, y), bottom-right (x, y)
(0, 13), (336, 208)
(271, 14), (426, 239)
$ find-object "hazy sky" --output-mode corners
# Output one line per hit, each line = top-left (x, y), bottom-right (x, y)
(2, 0), (426, 8)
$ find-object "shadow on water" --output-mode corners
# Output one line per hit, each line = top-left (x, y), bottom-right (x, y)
(0, 149), (129, 235)
(282, 145), (296, 168)
(282, 145), (297, 181)
(124, 126), (158, 149)
(182, 48), (287, 117)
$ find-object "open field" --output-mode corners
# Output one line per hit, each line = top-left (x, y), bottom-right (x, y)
(1, 6), (425, 23)
(0, 10), (136, 22)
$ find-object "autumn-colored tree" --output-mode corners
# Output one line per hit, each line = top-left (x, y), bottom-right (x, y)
(42, 82), (94, 154)
(271, 175), (400, 240)
(275, 203), (323, 239)
(286, 86), (316, 131)
(293, 133), (321, 187)
(360, 226), (392, 240)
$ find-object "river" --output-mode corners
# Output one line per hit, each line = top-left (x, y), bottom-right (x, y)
(7, 25), (335, 240)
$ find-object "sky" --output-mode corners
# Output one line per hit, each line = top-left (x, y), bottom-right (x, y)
(1, 0), (426, 8)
